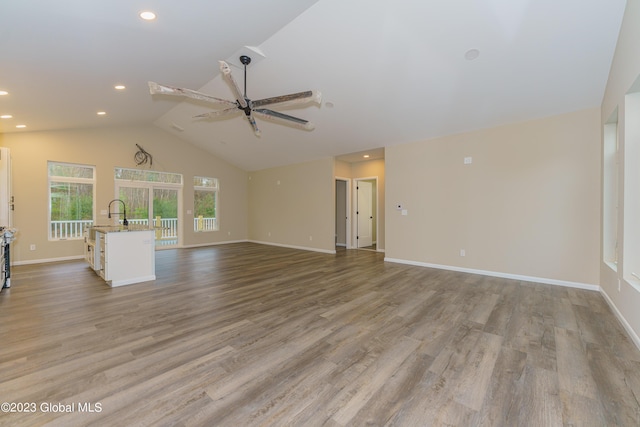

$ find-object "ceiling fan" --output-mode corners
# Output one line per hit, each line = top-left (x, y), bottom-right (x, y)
(148, 55), (321, 137)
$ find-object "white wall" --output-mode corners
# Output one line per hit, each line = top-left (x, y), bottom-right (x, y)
(600, 0), (640, 347)
(1, 125), (248, 263)
(386, 108), (601, 287)
(248, 157), (335, 253)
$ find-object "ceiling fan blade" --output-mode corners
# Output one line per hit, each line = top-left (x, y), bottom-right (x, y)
(148, 82), (236, 107)
(246, 113), (261, 137)
(252, 90), (322, 108)
(193, 107), (241, 119)
(219, 61), (248, 109)
(253, 108), (315, 131)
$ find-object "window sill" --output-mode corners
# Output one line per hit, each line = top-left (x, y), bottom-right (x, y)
(624, 276), (640, 293)
(604, 260), (618, 273)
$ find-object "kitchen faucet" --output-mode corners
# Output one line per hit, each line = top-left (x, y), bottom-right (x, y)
(107, 199), (128, 226)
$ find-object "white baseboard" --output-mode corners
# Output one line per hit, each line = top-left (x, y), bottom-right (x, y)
(599, 288), (640, 351)
(182, 239), (249, 249)
(383, 257), (599, 291)
(250, 240), (336, 255)
(13, 240), (251, 265)
(110, 275), (157, 287)
(13, 255), (84, 266)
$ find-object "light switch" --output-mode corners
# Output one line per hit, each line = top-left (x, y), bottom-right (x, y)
(464, 157), (472, 164)
(401, 209), (408, 216)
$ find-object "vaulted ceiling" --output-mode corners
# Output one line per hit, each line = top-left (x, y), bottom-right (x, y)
(0, 1), (627, 170)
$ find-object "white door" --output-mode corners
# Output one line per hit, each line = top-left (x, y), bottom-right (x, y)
(335, 179), (348, 247)
(357, 180), (373, 247)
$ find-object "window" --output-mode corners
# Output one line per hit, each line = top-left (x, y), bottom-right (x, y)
(194, 176), (218, 231)
(48, 162), (95, 240)
(115, 167), (183, 248)
(115, 167), (182, 184)
(603, 110), (618, 269)
(624, 75), (640, 289)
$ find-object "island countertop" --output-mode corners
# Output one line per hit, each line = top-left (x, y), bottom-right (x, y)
(91, 224), (155, 233)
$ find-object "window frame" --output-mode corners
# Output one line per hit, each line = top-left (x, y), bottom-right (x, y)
(603, 112), (619, 270)
(48, 161), (96, 241)
(193, 176), (219, 232)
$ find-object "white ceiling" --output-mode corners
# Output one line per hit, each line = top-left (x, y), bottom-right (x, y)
(0, 0), (627, 171)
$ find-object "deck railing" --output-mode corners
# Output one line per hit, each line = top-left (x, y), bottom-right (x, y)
(50, 220), (94, 240)
(50, 217), (216, 241)
(194, 216), (218, 231)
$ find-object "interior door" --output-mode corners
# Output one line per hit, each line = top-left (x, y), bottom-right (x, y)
(357, 180), (373, 247)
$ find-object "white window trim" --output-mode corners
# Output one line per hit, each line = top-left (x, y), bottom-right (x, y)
(48, 161), (96, 241)
(194, 176), (219, 232)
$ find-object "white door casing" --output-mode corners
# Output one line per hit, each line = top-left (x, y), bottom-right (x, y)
(357, 180), (373, 247)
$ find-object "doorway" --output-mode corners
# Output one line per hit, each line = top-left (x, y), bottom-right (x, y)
(354, 177), (377, 250)
(116, 184), (181, 248)
(335, 178), (350, 248)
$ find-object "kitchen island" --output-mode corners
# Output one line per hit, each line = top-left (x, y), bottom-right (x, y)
(84, 225), (156, 287)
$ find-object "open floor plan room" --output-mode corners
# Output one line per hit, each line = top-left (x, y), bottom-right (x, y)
(1, 243), (639, 426)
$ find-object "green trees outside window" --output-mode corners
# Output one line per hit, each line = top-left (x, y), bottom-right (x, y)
(48, 162), (95, 240)
(194, 176), (218, 231)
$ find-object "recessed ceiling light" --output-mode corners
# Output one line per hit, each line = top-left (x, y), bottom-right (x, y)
(464, 49), (480, 61)
(139, 11), (156, 20)
(97, 111), (107, 116)
(16, 124), (26, 128)
(114, 85), (126, 90)
(0, 91), (8, 96)
(363, 154), (370, 158)
(0, 115), (13, 119)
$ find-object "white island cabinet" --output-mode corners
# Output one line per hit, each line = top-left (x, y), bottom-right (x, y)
(85, 227), (155, 287)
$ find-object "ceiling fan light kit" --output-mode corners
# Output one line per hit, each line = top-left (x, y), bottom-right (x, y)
(149, 56), (321, 137)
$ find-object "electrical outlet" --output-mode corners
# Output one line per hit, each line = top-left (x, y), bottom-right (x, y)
(30, 244), (36, 251)
(460, 249), (466, 257)
(309, 235), (313, 241)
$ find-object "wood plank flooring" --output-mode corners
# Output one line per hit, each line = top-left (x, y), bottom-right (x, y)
(1, 242), (639, 426)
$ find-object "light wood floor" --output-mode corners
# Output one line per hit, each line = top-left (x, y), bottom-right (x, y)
(1, 243), (639, 426)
